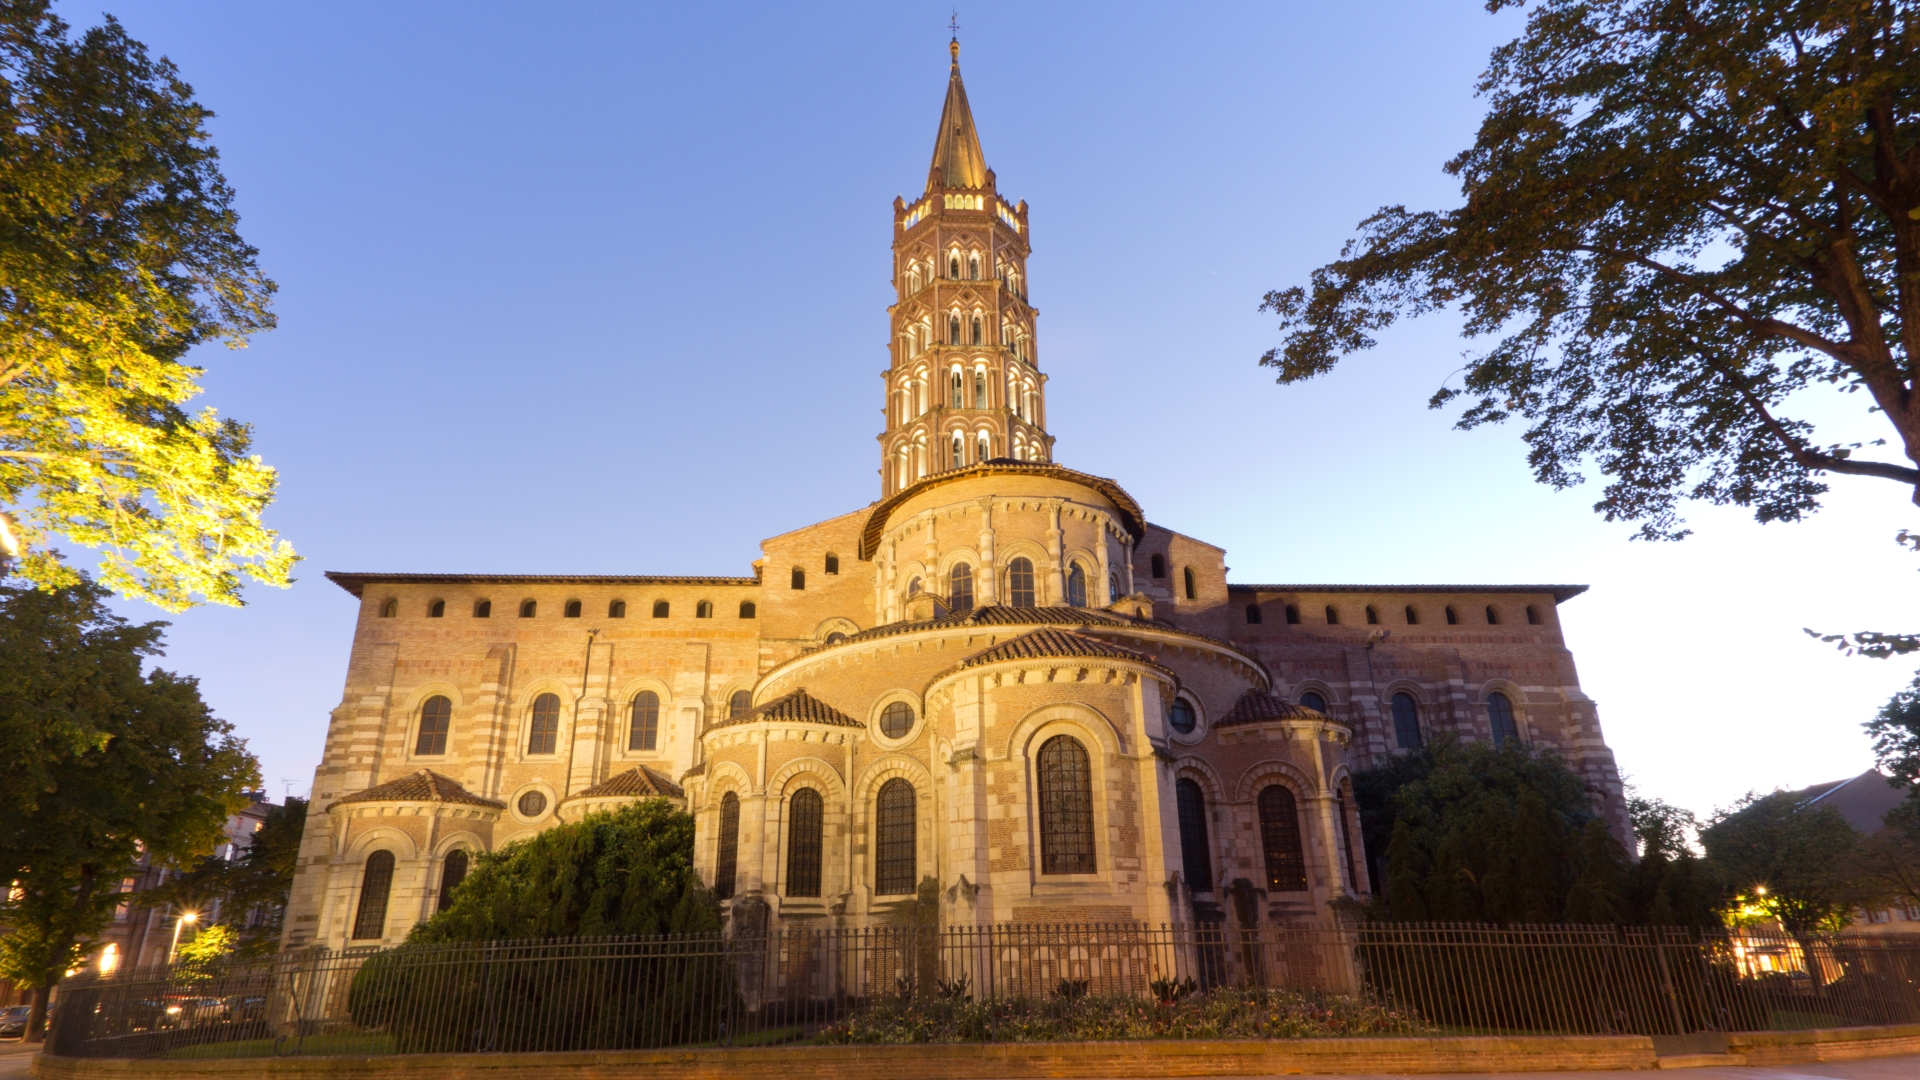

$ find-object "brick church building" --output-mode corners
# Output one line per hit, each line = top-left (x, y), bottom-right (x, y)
(282, 43), (1625, 951)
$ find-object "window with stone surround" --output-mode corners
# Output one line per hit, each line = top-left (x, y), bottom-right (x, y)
(1065, 562), (1087, 607)
(1391, 692), (1423, 750)
(1300, 690), (1328, 712)
(785, 788), (824, 897)
(1246, 603), (1262, 624)
(1007, 557), (1036, 607)
(437, 850), (468, 913)
(1037, 735), (1096, 875)
(728, 691), (751, 720)
(1488, 692), (1520, 746)
(714, 792), (739, 900)
(1176, 778), (1212, 893)
(415, 696), (452, 756)
(352, 851), (394, 940)
(629, 691), (660, 752)
(1168, 697), (1196, 734)
(874, 779), (916, 895)
(950, 563), (974, 612)
(1258, 785), (1307, 892)
(528, 693), (561, 755)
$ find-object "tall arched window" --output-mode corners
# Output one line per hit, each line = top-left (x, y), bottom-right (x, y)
(949, 563), (974, 612)
(1176, 778), (1212, 893)
(729, 690), (752, 720)
(739, 601), (756, 618)
(1488, 691), (1520, 746)
(949, 254), (960, 278)
(908, 576), (922, 596)
(696, 600), (713, 618)
(1109, 572), (1119, 602)
(1299, 690), (1328, 712)
(791, 567), (806, 590)
(1183, 567), (1196, 600)
(974, 371), (987, 409)
(609, 600), (627, 618)
(1065, 562), (1087, 607)
(977, 432), (989, 463)
(971, 315), (983, 344)
(1006, 557), (1036, 607)
(951, 369), (963, 405)
(1037, 735), (1095, 874)
(1245, 603), (1263, 624)
(352, 851), (394, 940)
(527, 693), (561, 755)
(1390, 692), (1423, 749)
(652, 600), (670, 618)
(952, 432), (963, 466)
(1257, 786), (1308, 892)
(948, 314), (961, 343)
(785, 788), (824, 897)
(714, 792), (739, 900)
(968, 253), (979, 279)
(415, 696), (452, 755)
(437, 849), (469, 913)
(874, 778), (916, 895)
(629, 691), (660, 751)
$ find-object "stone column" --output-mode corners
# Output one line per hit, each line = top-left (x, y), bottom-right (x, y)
(976, 497), (998, 604)
(1045, 499), (1065, 605)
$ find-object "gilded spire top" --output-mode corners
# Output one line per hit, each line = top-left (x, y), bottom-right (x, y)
(927, 43), (988, 192)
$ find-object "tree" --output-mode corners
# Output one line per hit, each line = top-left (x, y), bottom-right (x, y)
(1624, 793), (1721, 927)
(1, 0), (295, 610)
(141, 795), (306, 958)
(1261, 1), (1919, 540)
(1353, 737), (1627, 924)
(1700, 789), (1865, 972)
(0, 576), (257, 1040)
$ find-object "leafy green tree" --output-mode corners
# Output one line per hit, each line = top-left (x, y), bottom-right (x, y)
(141, 796), (306, 957)
(1354, 737), (1624, 924)
(1624, 793), (1720, 927)
(1701, 788), (1866, 981)
(0, 576), (257, 1040)
(1262, 1), (1919, 538)
(0, 0), (294, 610)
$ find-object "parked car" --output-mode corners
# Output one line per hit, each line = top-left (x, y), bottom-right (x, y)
(0, 1004), (30, 1039)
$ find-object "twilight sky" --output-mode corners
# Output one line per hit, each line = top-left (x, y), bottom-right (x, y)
(64, 1), (1919, 819)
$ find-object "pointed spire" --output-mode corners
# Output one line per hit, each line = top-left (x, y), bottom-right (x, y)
(927, 40), (988, 192)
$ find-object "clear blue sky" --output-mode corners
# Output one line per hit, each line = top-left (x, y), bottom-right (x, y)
(69, 1), (1919, 818)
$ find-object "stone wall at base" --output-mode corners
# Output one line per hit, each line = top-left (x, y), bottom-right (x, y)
(1726, 1023), (1920, 1064)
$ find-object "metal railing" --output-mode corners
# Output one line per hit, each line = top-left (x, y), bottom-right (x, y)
(45, 922), (1920, 1058)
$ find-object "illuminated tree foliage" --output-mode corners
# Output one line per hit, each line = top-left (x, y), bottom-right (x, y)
(1, 1), (294, 609)
(1262, 0), (1920, 540)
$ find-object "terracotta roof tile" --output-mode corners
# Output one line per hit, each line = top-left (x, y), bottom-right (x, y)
(845, 604), (1139, 645)
(1213, 690), (1328, 729)
(711, 687), (863, 730)
(955, 627), (1150, 670)
(332, 769), (504, 809)
(571, 765), (684, 801)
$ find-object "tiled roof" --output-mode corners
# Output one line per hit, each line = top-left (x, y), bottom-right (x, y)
(845, 604), (1141, 645)
(859, 462), (1145, 558)
(1228, 583), (1588, 603)
(711, 687), (864, 729)
(324, 571), (758, 597)
(1213, 690), (1328, 729)
(953, 627), (1152, 670)
(571, 765), (684, 801)
(332, 770), (504, 809)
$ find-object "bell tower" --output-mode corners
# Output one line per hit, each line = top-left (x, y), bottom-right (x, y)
(880, 40), (1050, 498)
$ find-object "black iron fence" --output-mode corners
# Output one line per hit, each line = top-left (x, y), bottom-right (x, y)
(45, 922), (1920, 1059)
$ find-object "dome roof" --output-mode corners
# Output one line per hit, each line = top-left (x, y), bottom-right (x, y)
(1212, 690), (1330, 729)
(711, 687), (863, 730)
(331, 769), (504, 809)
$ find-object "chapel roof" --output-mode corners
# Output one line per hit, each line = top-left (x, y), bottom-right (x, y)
(927, 41), (988, 191)
(332, 769), (504, 809)
(858, 461), (1146, 558)
(951, 626), (1155, 670)
(844, 604), (1139, 644)
(569, 765), (684, 801)
(711, 687), (864, 730)
(1212, 689), (1331, 729)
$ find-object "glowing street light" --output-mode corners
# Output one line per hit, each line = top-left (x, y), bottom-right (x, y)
(167, 910), (199, 965)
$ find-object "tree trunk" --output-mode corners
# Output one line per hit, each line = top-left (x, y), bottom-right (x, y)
(26, 984), (50, 1044)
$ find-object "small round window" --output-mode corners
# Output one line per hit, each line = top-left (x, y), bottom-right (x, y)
(1169, 698), (1196, 734)
(879, 701), (915, 739)
(517, 791), (547, 818)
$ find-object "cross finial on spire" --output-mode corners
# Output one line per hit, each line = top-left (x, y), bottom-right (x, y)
(949, 8), (961, 60)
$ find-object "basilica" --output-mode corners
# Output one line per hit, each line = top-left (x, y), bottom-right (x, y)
(281, 45), (1625, 951)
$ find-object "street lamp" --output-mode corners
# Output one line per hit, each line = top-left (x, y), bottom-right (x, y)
(167, 911), (199, 965)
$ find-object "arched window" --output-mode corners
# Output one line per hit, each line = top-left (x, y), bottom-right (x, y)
(1257, 786), (1308, 892)
(728, 690), (751, 720)
(968, 253), (979, 279)
(1325, 605), (1340, 625)
(949, 254), (960, 278)
(1488, 691), (1520, 746)
(714, 792), (740, 900)
(879, 701), (915, 738)
(949, 563), (974, 612)
(1485, 605), (1500, 625)
(1445, 605), (1459, 625)
(474, 599), (492, 618)
(1285, 604), (1301, 624)
(1390, 692), (1423, 750)
(825, 554), (840, 575)
(1365, 605), (1379, 625)
(629, 691), (660, 751)
(739, 601), (757, 618)
(1337, 790), (1361, 893)
(1183, 567), (1196, 600)
(609, 600), (627, 618)
(977, 432), (989, 462)
(564, 599), (582, 618)
(1065, 562), (1087, 607)
(825, 631), (847, 645)
(785, 788), (824, 897)
(1526, 605), (1542, 625)
(528, 693), (561, 755)
(1006, 557), (1036, 607)
(974, 372), (987, 409)
(428, 599), (445, 618)
(1150, 554), (1165, 578)
(952, 431), (963, 466)
(970, 315), (982, 344)
(519, 599), (537, 618)
(696, 600), (713, 618)
(1168, 698), (1196, 734)
(1299, 690), (1328, 713)
(415, 696), (452, 755)
(874, 778), (917, 895)
(1109, 572), (1119, 603)
(437, 849), (469, 913)
(352, 851), (395, 940)
(1245, 602), (1263, 623)
(1176, 778), (1212, 893)
(1037, 735), (1095, 874)
(907, 576), (922, 596)
(380, 598), (397, 618)
(948, 314), (961, 343)
(951, 369), (963, 405)
(1404, 605), (1418, 625)
(791, 567), (806, 590)
(652, 600), (670, 618)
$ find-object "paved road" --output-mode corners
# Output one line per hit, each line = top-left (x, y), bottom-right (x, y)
(0, 1044), (1912, 1079)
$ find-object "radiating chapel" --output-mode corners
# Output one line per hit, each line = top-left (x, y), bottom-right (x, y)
(282, 45), (1626, 951)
